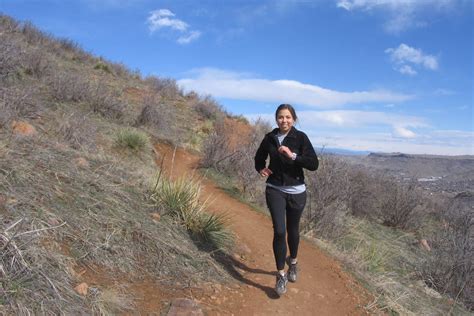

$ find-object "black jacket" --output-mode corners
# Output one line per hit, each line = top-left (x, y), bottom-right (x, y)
(255, 127), (318, 186)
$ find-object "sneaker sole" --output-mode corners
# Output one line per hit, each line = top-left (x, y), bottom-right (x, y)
(276, 288), (287, 296)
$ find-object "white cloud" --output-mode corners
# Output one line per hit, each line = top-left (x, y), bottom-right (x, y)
(248, 111), (472, 155)
(247, 110), (425, 139)
(148, 9), (188, 32)
(393, 126), (416, 138)
(385, 43), (438, 76)
(177, 30), (202, 44)
(178, 68), (413, 108)
(314, 132), (473, 155)
(337, 0), (459, 33)
(147, 9), (201, 44)
(398, 64), (417, 76)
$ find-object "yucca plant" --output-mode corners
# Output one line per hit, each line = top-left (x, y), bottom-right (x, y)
(195, 212), (234, 250)
(114, 128), (148, 151)
(150, 175), (233, 250)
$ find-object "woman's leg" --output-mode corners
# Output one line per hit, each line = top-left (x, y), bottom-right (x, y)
(286, 191), (307, 260)
(265, 187), (287, 271)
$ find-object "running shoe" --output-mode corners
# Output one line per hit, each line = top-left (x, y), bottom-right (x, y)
(287, 262), (298, 282)
(275, 273), (288, 296)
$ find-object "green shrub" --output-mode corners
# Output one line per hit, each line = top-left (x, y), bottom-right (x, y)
(150, 176), (233, 250)
(94, 62), (111, 74)
(114, 128), (148, 151)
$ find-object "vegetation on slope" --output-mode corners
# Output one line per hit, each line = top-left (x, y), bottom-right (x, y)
(0, 14), (234, 314)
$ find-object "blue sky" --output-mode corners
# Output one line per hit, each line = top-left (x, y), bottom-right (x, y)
(2, 0), (473, 155)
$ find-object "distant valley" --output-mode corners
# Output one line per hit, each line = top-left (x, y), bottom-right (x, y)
(338, 152), (474, 194)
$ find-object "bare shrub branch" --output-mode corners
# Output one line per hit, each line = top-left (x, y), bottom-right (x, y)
(194, 95), (223, 120)
(420, 192), (474, 310)
(22, 48), (51, 78)
(0, 86), (40, 127)
(0, 35), (23, 82)
(379, 179), (421, 229)
(85, 82), (125, 120)
(57, 112), (97, 150)
(48, 71), (89, 102)
(145, 76), (183, 99)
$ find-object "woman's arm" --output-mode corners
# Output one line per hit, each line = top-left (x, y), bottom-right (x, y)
(254, 136), (269, 172)
(294, 133), (319, 171)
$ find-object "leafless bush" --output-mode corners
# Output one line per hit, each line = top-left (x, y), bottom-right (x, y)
(194, 95), (223, 120)
(145, 76), (183, 99)
(57, 38), (80, 52)
(109, 61), (133, 78)
(201, 118), (270, 199)
(47, 72), (125, 119)
(0, 36), (23, 82)
(20, 21), (50, 46)
(22, 48), (51, 78)
(0, 14), (20, 33)
(379, 179), (421, 229)
(347, 169), (382, 219)
(134, 93), (177, 135)
(0, 86), (40, 127)
(48, 71), (89, 102)
(420, 192), (473, 310)
(200, 120), (228, 169)
(86, 82), (125, 120)
(135, 94), (160, 126)
(303, 155), (352, 238)
(57, 112), (97, 150)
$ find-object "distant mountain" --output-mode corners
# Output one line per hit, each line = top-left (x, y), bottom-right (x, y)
(315, 147), (370, 156)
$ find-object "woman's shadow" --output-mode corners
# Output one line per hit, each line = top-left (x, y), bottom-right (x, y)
(210, 250), (280, 299)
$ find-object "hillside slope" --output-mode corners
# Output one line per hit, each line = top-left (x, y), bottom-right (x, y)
(0, 14), (373, 314)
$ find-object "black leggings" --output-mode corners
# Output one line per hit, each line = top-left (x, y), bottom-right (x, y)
(265, 186), (307, 271)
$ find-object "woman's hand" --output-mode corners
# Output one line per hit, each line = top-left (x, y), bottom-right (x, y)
(259, 168), (273, 177)
(278, 146), (293, 159)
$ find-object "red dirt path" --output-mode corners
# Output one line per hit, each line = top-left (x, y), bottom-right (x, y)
(153, 143), (372, 316)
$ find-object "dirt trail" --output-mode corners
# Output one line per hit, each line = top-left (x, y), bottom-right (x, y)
(154, 143), (371, 315)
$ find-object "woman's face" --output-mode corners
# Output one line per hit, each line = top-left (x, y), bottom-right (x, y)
(276, 109), (294, 134)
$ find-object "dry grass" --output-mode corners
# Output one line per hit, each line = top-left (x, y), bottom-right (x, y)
(0, 123), (230, 314)
(308, 218), (471, 315)
(0, 13), (241, 314)
(149, 175), (234, 251)
(90, 286), (135, 315)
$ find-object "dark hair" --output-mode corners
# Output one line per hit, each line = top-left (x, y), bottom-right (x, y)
(275, 104), (297, 122)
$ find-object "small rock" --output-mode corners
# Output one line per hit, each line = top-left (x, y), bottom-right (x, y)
(420, 239), (431, 251)
(74, 282), (88, 296)
(48, 218), (60, 226)
(0, 194), (7, 211)
(167, 298), (204, 316)
(150, 212), (161, 222)
(11, 121), (37, 136)
(74, 157), (89, 168)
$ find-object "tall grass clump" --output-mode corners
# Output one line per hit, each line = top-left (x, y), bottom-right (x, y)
(150, 175), (233, 250)
(114, 128), (148, 151)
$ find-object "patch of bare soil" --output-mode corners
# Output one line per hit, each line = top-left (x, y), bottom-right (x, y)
(153, 143), (372, 315)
